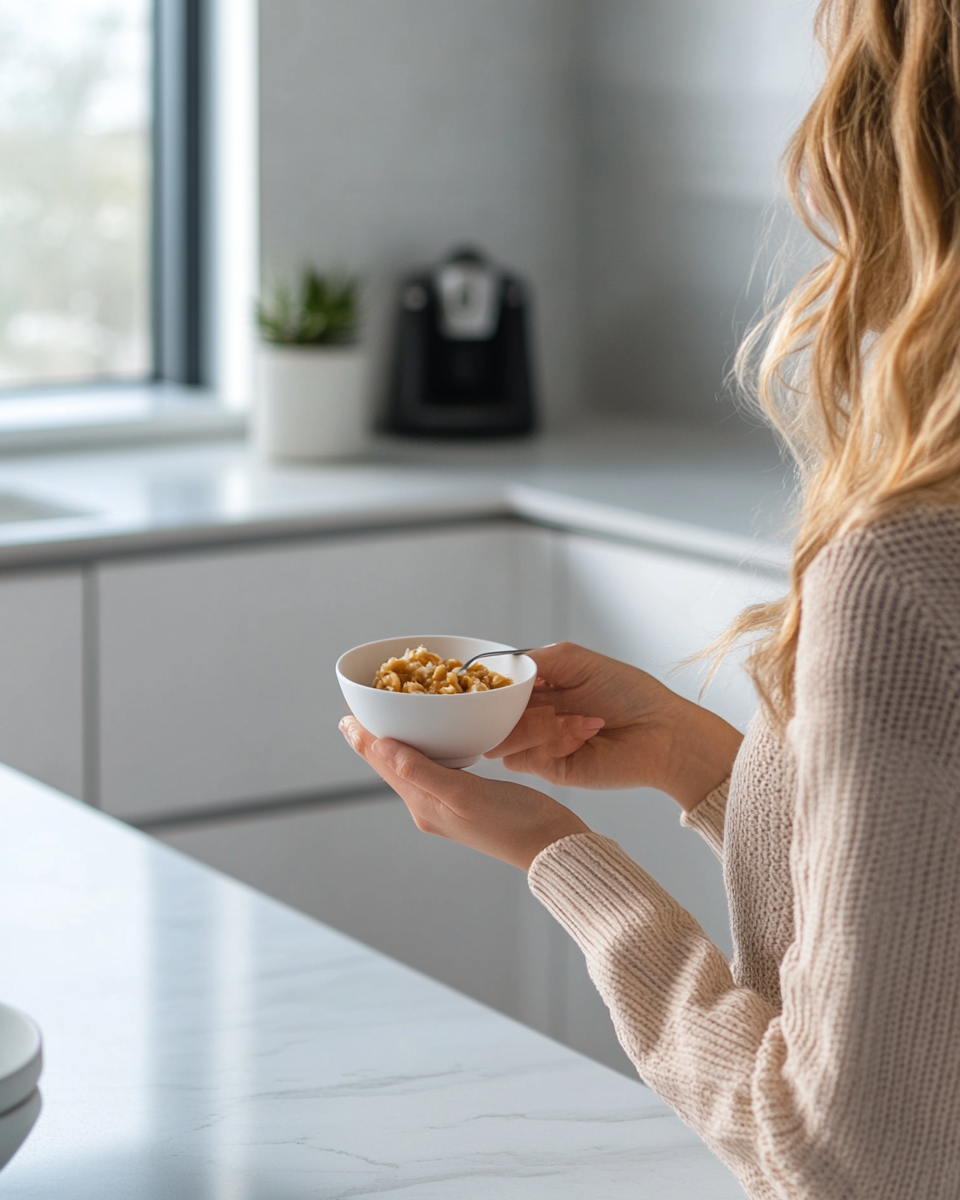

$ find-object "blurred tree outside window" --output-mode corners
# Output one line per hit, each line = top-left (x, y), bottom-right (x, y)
(0, 0), (151, 389)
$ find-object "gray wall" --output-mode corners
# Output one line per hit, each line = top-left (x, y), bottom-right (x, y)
(259, 0), (586, 426)
(578, 0), (819, 421)
(259, 0), (819, 427)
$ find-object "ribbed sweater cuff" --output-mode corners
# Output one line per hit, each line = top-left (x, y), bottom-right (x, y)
(679, 776), (729, 860)
(527, 831), (676, 953)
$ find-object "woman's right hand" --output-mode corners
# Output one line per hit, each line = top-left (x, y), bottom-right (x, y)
(485, 642), (743, 811)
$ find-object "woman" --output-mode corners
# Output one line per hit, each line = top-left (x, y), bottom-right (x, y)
(341, 1), (960, 1195)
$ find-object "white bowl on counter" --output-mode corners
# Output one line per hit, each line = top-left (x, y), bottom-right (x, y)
(0, 1004), (41, 1119)
(0, 1089), (41, 1173)
(336, 635), (536, 768)
(0, 1002), (42, 1173)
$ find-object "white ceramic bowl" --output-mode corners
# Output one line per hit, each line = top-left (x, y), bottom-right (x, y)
(0, 1004), (41, 1119)
(0, 1089), (40, 1174)
(336, 635), (536, 768)
(0, 1002), (42, 1173)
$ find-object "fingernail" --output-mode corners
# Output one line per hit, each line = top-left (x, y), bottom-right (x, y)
(581, 717), (605, 729)
(339, 717), (361, 751)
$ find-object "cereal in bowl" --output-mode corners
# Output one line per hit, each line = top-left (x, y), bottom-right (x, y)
(372, 646), (513, 694)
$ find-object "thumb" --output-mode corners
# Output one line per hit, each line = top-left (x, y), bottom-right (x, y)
(372, 737), (469, 798)
(527, 641), (592, 691)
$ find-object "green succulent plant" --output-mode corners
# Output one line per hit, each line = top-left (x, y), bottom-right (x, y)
(256, 268), (360, 346)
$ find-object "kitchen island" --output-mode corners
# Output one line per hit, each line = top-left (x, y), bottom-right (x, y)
(0, 417), (790, 1081)
(0, 762), (746, 1198)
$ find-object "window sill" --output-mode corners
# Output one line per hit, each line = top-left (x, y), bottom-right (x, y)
(0, 385), (248, 456)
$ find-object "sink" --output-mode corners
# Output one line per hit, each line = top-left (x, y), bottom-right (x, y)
(0, 491), (89, 524)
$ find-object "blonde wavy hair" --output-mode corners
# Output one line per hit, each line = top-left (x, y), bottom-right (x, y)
(732, 0), (960, 726)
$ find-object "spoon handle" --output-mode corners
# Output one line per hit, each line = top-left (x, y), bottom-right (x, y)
(457, 647), (540, 674)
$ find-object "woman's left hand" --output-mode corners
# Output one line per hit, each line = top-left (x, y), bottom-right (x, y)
(339, 715), (590, 870)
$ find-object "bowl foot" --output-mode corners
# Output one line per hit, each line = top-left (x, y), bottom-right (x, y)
(433, 755), (479, 769)
(0, 1089), (41, 1172)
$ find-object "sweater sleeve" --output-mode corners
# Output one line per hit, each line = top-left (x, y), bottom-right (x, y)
(529, 527), (960, 1200)
(679, 776), (729, 860)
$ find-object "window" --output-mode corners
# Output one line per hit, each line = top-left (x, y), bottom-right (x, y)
(0, 0), (206, 394)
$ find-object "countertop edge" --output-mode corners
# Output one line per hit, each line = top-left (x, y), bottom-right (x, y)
(506, 484), (790, 573)
(0, 481), (791, 574)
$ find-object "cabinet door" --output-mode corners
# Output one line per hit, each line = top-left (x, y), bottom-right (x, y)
(564, 535), (784, 731)
(556, 536), (785, 1075)
(0, 570), (84, 799)
(97, 523), (525, 821)
(157, 792), (527, 1020)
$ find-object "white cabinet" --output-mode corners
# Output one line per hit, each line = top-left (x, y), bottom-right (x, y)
(552, 534), (785, 1073)
(562, 534), (781, 730)
(0, 509), (784, 1077)
(0, 569), (84, 799)
(145, 525), (563, 1031)
(97, 522), (548, 822)
(100, 516), (784, 1079)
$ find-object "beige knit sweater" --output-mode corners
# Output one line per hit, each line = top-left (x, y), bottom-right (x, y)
(528, 507), (960, 1199)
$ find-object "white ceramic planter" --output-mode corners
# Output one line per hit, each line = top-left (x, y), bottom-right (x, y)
(254, 344), (366, 461)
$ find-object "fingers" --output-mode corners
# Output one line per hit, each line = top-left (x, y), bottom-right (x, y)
(338, 714), (423, 794)
(370, 735), (465, 798)
(338, 716), (470, 834)
(340, 716), (464, 798)
(484, 704), (604, 763)
(340, 716), (590, 868)
(525, 642), (597, 692)
(339, 714), (379, 764)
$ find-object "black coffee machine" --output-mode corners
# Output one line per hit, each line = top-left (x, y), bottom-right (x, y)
(386, 248), (536, 437)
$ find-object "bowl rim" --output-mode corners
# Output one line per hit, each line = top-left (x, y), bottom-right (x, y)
(336, 635), (536, 695)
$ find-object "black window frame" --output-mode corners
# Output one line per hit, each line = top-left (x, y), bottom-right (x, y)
(153, 0), (206, 387)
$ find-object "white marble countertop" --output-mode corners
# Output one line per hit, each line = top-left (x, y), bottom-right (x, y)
(0, 419), (795, 571)
(0, 764), (746, 1197)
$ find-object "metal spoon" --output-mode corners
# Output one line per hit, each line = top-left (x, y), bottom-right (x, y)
(456, 647), (539, 675)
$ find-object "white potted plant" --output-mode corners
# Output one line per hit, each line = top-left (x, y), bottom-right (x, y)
(253, 269), (365, 460)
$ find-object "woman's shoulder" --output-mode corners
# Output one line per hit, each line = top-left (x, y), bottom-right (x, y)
(805, 503), (960, 608)
(801, 503), (960, 668)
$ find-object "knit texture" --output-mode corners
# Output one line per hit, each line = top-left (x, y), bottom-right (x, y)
(529, 506), (960, 1199)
